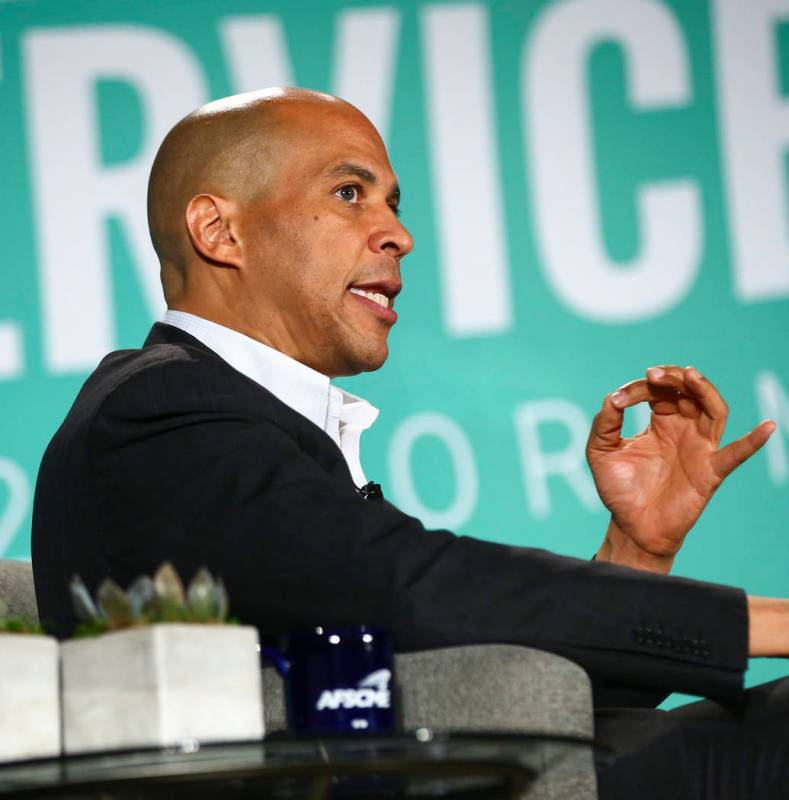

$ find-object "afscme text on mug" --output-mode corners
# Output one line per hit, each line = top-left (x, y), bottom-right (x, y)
(315, 669), (392, 711)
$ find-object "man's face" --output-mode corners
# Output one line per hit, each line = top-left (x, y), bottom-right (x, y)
(237, 103), (413, 377)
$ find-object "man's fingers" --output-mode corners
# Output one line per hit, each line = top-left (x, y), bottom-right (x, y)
(610, 378), (663, 407)
(646, 365), (723, 416)
(608, 378), (688, 415)
(677, 396), (701, 420)
(647, 365), (728, 430)
(591, 369), (728, 454)
(712, 420), (776, 480)
(682, 367), (729, 430)
(588, 393), (627, 453)
(589, 378), (688, 453)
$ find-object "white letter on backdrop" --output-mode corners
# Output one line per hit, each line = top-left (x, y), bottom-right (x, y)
(421, 3), (512, 337)
(388, 412), (479, 530)
(756, 370), (789, 485)
(332, 8), (400, 141)
(514, 399), (600, 519)
(221, 8), (400, 142)
(0, 457), (31, 557)
(24, 26), (207, 372)
(713, 0), (789, 301)
(220, 16), (293, 90)
(524, 0), (701, 322)
(0, 325), (24, 380)
(0, 37), (24, 380)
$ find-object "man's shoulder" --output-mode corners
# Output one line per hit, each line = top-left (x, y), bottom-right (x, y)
(44, 326), (342, 474)
(67, 334), (287, 434)
(97, 338), (203, 381)
(79, 338), (229, 410)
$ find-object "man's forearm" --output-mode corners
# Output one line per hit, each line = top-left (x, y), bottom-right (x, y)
(748, 595), (789, 656)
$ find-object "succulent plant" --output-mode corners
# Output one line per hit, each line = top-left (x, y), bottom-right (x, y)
(69, 562), (231, 635)
(0, 597), (44, 635)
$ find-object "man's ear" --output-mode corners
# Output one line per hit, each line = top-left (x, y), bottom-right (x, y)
(185, 193), (243, 267)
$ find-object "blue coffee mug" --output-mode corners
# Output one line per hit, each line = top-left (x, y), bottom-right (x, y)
(261, 625), (396, 735)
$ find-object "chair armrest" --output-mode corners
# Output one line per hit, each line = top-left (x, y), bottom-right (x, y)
(0, 560), (39, 624)
(395, 644), (593, 739)
(394, 645), (597, 799)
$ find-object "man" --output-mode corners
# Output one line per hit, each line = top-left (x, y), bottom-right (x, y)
(33, 88), (788, 796)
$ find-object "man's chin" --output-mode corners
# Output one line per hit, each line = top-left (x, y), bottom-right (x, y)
(332, 342), (389, 377)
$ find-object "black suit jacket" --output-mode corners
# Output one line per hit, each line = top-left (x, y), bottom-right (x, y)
(32, 323), (748, 703)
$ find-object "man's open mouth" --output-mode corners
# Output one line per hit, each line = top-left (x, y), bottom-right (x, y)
(349, 287), (391, 309)
(347, 279), (401, 321)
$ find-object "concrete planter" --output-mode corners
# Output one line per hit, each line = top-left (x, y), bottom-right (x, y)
(61, 624), (263, 754)
(0, 635), (60, 762)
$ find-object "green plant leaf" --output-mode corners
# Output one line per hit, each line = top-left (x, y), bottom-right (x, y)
(127, 575), (155, 619)
(0, 615), (44, 635)
(73, 620), (110, 638)
(186, 568), (217, 622)
(153, 562), (185, 617)
(69, 575), (101, 623)
(67, 562), (235, 636)
(97, 579), (134, 628)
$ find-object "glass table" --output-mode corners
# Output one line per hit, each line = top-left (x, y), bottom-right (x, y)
(0, 730), (601, 799)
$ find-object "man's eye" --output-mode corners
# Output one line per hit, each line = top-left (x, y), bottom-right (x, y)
(336, 185), (359, 203)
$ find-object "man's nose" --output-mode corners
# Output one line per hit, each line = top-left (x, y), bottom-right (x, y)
(369, 215), (414, 259)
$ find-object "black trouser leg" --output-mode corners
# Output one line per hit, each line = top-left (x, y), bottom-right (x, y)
(595, 678), (789, 799)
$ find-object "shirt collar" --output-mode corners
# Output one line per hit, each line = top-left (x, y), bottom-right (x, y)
(162, 310), (378, 434)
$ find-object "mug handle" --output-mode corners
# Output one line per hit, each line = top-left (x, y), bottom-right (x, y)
(259, 644), (290, 678)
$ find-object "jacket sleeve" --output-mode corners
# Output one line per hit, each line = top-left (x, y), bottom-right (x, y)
(87, 357), (748, 703)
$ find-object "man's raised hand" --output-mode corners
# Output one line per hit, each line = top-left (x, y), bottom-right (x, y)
(589, 365), (775, 573)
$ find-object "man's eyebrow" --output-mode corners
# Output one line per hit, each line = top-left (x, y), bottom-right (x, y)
(326, 162), (378, 184)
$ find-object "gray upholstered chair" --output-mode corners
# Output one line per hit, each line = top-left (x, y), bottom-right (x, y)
(0, 558), (38, 624)
(0, 558), (597, 798)
(261, 645), (597, 800)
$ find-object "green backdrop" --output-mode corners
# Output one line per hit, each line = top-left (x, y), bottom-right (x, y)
(1, 0), (787, 701)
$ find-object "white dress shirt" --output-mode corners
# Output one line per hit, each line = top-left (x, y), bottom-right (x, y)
(162, 310), (378, 488)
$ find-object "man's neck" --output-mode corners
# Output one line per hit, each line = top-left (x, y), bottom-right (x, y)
(165, 301), (332, 377)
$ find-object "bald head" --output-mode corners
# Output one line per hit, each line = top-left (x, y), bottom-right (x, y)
(147, 87), (360, 299)
(145, 86), (411, 377)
